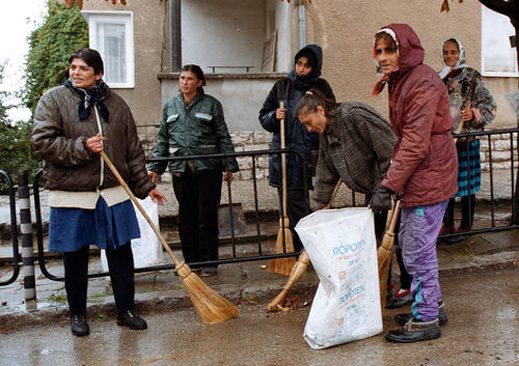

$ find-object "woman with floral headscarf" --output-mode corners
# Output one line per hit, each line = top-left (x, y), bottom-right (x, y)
(439, 38), (497, 238)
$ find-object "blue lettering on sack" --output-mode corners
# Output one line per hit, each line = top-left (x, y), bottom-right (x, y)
(338, 285), (365, 305)
(332, 240), (366, 256)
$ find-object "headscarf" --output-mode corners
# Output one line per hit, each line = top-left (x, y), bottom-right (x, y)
(287, 44), (323, 91)
(439, 38), (468, 79)
(64, 78), (110, 122)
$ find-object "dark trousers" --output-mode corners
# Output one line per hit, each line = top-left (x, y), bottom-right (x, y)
(173, 170), (222, 266)
(277, 187), (310, 252)
(443, 195), (475, 230)
(64, 242), (135, 316)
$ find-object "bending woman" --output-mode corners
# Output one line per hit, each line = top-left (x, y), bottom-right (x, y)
(295, 88), (395, 240)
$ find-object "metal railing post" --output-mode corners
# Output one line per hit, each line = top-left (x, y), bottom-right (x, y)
(18, 170), (36, 304)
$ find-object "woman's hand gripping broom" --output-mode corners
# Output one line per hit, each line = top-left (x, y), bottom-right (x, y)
(100, 151), (239, 324)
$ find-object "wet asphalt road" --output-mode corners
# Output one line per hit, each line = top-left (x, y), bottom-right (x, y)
(1, 268), (518, 366)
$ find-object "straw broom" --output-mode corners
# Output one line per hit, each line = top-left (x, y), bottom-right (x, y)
(377, 200), (400, 312)
(100, 151), (239, 324)
(267, 180), (343, 311)
(268, 101), (297, 276)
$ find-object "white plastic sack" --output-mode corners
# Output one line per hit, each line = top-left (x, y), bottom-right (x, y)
(295, 207), (382, 349)
(102, 197), (164, 271)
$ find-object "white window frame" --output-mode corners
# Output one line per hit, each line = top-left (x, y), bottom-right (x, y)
(81, 10), (135, 88)
(481, 6), (518, 77)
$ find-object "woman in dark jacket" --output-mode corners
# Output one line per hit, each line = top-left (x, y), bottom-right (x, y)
(258, 44), (335, 251)
(148, 64), (238, 278)
(32, 48), (165, 337)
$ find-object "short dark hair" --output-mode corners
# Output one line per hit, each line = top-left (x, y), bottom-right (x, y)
(182, 64), (206, 94)
(69, 48), (104, 75)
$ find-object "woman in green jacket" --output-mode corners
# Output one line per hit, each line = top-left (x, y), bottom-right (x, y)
(148, 64), (238, 277)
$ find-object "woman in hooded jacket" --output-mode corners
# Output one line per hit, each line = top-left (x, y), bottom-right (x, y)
(259, 44), (335, 251)
(371, 24), (458, 343)
(439, 38), (497, 238)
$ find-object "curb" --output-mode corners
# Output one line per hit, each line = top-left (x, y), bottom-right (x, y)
(2, 251), (518, 329)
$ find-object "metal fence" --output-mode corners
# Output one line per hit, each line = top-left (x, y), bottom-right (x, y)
(29, 148), (309, 281)
(0, 170), (20, 285)
(1, 128), (518, 285)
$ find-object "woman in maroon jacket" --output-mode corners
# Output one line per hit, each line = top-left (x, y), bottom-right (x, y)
(370, 24), (458, 343)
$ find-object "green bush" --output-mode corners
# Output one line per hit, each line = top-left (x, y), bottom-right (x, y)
(22, 0), (88, 113)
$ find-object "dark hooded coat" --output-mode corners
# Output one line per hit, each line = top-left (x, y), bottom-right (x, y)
(259, 44), (335, 190)
(378, 24), (458, 207)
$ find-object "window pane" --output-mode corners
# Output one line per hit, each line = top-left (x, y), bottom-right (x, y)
(482, 7), (517, 76)
(96, 23), (127, 84)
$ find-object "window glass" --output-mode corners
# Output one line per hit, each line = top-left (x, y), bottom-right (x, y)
(96, 23), (127, 84)
(481, 6), (518, 76)
(82, 11), (135, 87)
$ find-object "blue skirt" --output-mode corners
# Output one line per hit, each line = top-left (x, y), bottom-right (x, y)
(48, 198), (140, 252)
(455, 139), (481, 197)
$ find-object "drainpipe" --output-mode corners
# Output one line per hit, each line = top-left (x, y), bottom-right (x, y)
(299, 0), (306, 49)
(169, 0), (182, 71)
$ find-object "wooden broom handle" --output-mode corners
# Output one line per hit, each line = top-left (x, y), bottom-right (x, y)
(100, 151), (181, 266)
(280, 101), (288, 218)
(387, 200), (401, 235)
(324, 179), (342, 209)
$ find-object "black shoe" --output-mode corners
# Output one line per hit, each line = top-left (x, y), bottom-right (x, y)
(201, 266), (217, 277)
(385, 318), (441, 343)
(394, 304), (449, 326)
(385, 289), (413, 309)
(116, 310), (147, 330)
(70, 314), (90, 337)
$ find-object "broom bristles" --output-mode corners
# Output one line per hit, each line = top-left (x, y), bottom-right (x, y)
(267, 251), (310, 311)
(176, 262), (239, 324)
(268, 217), (297, 276)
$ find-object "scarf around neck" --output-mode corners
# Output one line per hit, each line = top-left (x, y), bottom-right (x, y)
(64, 78), (110, 122)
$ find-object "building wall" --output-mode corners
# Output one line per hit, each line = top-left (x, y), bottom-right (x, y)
(81, 0), (166, 128)
(79, 0), (517, 131)
(306, 0), (517, 128)
(159, 73), (283, 132)
(182, 0), (265, 74)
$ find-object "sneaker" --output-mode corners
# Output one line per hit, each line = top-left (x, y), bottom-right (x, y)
(70, 314), (90, 337)
(116, 310), (147, 330)
(385, 318), (441, 343)
(201, 266), (217, 277)
(385, 289), (413, 309)
(439, 225), (455, 235)
(394, 301), (449, 326)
